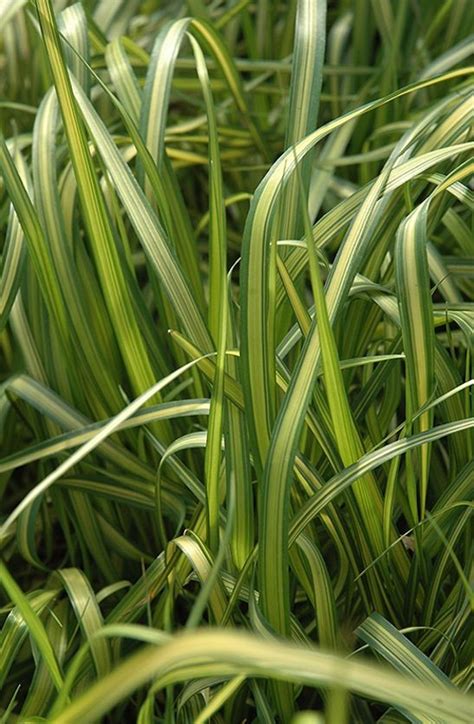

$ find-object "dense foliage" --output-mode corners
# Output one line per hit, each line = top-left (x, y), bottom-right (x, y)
(0, 0), (473, 721)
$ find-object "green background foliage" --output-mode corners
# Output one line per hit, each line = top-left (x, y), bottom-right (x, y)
(0, 0), (472, 721)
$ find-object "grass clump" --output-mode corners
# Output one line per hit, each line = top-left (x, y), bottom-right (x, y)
(0, 0), (473, 721)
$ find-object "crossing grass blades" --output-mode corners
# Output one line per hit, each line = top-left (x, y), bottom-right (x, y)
(0, 0), (473, 721)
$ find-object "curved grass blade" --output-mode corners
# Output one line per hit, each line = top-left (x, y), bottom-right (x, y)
(296, 534), (338, 649)
(52, 568), (111, 678)
(173, 532), (228, 624)
(357, 612), (453, 688)
(188, 34), (228, 553)
(0, 147), (28, 330)
(0, 132), (69, 338)
(0, 588), (58, 689)
(282, 0), (326, 238)
(105, 37), (141, 122)
(49, 629), (473, 723)
(0, 561), (64, 693)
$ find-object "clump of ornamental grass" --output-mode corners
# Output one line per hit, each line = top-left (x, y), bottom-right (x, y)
(0, 0), (473, 721)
